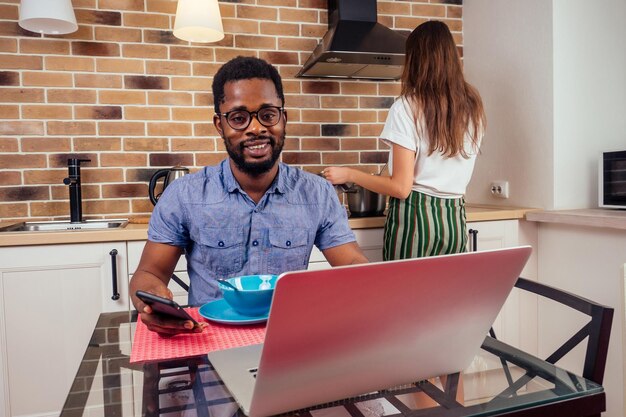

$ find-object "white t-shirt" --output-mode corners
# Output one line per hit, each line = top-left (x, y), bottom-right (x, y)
(380, 98), (482, 199)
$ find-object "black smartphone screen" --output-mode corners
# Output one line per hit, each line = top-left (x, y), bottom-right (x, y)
(135, 290), (198, 325)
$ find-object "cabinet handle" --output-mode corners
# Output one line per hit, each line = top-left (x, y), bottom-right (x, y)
(468, 229), (478, 252)
(109, 249), (120, 300)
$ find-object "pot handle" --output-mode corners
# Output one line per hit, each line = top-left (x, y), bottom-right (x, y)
(148, 169), (170, 205)
(336, 183), (357, 193)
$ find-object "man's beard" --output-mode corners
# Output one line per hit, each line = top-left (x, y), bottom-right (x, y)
(225, 133), (285, 176)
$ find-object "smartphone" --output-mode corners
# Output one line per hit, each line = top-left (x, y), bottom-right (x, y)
(135, 290), (198, 325)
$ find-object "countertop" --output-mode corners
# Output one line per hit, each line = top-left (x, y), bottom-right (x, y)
(526, 208), (626, 230)
(0, 204), (535, 247)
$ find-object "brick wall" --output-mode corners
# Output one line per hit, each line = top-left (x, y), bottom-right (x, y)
(0, 0), (463, 221)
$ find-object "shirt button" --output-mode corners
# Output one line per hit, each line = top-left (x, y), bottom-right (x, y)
(286, 240), (291, 247)
(252, 240), (259, 246)
(218, 241), (225, 247)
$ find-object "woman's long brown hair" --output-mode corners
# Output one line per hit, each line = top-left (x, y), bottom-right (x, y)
(401, 20), (485, 158)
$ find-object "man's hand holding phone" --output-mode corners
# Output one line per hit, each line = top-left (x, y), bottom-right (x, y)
(134, 289), (208, 335)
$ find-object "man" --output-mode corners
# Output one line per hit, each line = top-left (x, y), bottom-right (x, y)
(130, 56), (368, 335)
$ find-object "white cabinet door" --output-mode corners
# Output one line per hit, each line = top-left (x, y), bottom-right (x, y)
(0, 242), (128, 417)
(127, 241), (190, 306)
(466, 220), (521, 348)
(467, 219), (519, 251)
(307, 228), (385, 270)
(355, 228), (384, 263)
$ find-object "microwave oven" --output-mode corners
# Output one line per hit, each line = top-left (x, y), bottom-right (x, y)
(599, 150), (626, 209)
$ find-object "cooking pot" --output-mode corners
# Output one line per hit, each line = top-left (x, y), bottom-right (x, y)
(340, 183), (387, 217)
(148, 166), (189, 205)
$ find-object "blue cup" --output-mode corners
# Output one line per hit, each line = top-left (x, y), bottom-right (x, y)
(218, 274), (278, 316)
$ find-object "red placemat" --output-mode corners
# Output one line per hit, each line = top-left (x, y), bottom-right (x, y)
(130, 307), (266, 364)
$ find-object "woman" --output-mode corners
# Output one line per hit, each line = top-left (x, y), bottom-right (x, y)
(323, 21), (485, 260)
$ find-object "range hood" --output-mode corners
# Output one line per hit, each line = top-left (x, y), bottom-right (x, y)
(297, 0), (407, 80)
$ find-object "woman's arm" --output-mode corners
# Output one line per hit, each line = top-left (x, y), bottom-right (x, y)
(323, 143), (415, 199)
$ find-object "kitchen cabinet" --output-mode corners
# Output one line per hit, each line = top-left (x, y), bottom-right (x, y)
(466, 220), (529, 351)
(467, 219), (519, 251)
(308, 228), (384, 270)
(127, 241), (190, 306)
(0, 242), (129, 417)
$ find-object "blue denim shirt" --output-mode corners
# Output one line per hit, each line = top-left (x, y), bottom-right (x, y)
(148, 160), (356, 306)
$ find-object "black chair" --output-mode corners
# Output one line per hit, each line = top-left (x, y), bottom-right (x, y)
(170, 273), (189, 292)
(509, 277), (613, 385)
(484, 277), (613, 417)
(467, 228), (613, 386)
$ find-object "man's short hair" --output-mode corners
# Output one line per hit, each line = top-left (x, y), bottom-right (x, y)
(212, 56), (285, 112)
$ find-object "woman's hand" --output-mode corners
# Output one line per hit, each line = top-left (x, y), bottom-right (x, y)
(321, 167), (353, 185)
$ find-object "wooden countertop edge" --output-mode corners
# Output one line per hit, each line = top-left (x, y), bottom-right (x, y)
(0, 205), (537, 247)
(526, 208), (626, 230)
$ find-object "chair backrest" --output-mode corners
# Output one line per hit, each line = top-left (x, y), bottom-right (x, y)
(514, 277), (614, 385)
(170, 273), (189, 292)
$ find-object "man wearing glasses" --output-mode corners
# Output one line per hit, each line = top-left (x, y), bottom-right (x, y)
(130, 56), (368, 335)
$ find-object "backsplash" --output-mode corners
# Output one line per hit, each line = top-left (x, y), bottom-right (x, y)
(0, 0), (463, 221)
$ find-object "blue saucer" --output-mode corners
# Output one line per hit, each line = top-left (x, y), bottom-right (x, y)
(198, 298), (268, 325)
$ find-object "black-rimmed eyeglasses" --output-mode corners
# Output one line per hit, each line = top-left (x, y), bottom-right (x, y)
(216, 106), (284, 131)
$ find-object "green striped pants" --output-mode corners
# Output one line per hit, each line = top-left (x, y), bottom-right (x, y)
(383, 191), (468, 260)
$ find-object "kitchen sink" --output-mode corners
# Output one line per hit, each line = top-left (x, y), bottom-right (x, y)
(0, 219), (129, 233)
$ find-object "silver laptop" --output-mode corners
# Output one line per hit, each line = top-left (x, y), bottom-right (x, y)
(208, 246), (532, 417)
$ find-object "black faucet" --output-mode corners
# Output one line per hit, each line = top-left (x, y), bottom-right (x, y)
(63, 158), (91, 223)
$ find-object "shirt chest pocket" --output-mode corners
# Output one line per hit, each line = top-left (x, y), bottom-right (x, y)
(198, 228), (245, 276)
(267, 228), (310, 275)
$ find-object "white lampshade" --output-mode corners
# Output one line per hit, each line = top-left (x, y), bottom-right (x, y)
(18, 0), (78, 35)
(174, 0), (225, 43)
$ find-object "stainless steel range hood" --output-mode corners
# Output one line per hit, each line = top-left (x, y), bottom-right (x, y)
(297, 0), (407, 80)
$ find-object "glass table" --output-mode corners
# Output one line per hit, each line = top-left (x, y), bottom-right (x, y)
(60, 311), (605, 417)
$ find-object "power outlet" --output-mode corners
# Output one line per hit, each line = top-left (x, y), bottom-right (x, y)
(490, 181), (509, 198)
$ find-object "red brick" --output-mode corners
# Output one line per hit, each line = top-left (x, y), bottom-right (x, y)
(20, 39), (70, 54)
(172, 138), (215, 151)
(95, 26), (142, 42)
(237, 5), (277, 21)
(23, 72), (73, 87)
(23, 105), (72, 119)
(47, 121), (96, 136)
(74, 137), (121, 151)
(74, 74), (122, 89)
(0, 121), (44, 135)
(0, 203), (29, 219)
(0, 171), (21, 185)
(0, 54), (42, 70)
(98, 121), (146, 136)
(0, 137), (19, 152)
(146, 60), (191, 76)
(0, 154), (46, 168)
(83, 199), (131, 215)
(124, 137), (169, 151)
(147, 122), (193, 137)
(48, 89), (97, 103)
(125, 106), (170, 120)
(100, 153), (147, 167)
(0, 105), (19, 119)
(45, 56), (94, 72)
(148, 91), (193, 106)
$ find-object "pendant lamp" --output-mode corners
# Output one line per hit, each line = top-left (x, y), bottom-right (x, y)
(173, 0), (225, 43)
(18, 0), (78, 35)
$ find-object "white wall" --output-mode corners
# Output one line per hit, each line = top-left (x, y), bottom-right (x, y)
(463, 0), (626, 210)
(463, 0), (555, 209)
(552, 0), (626, 209)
